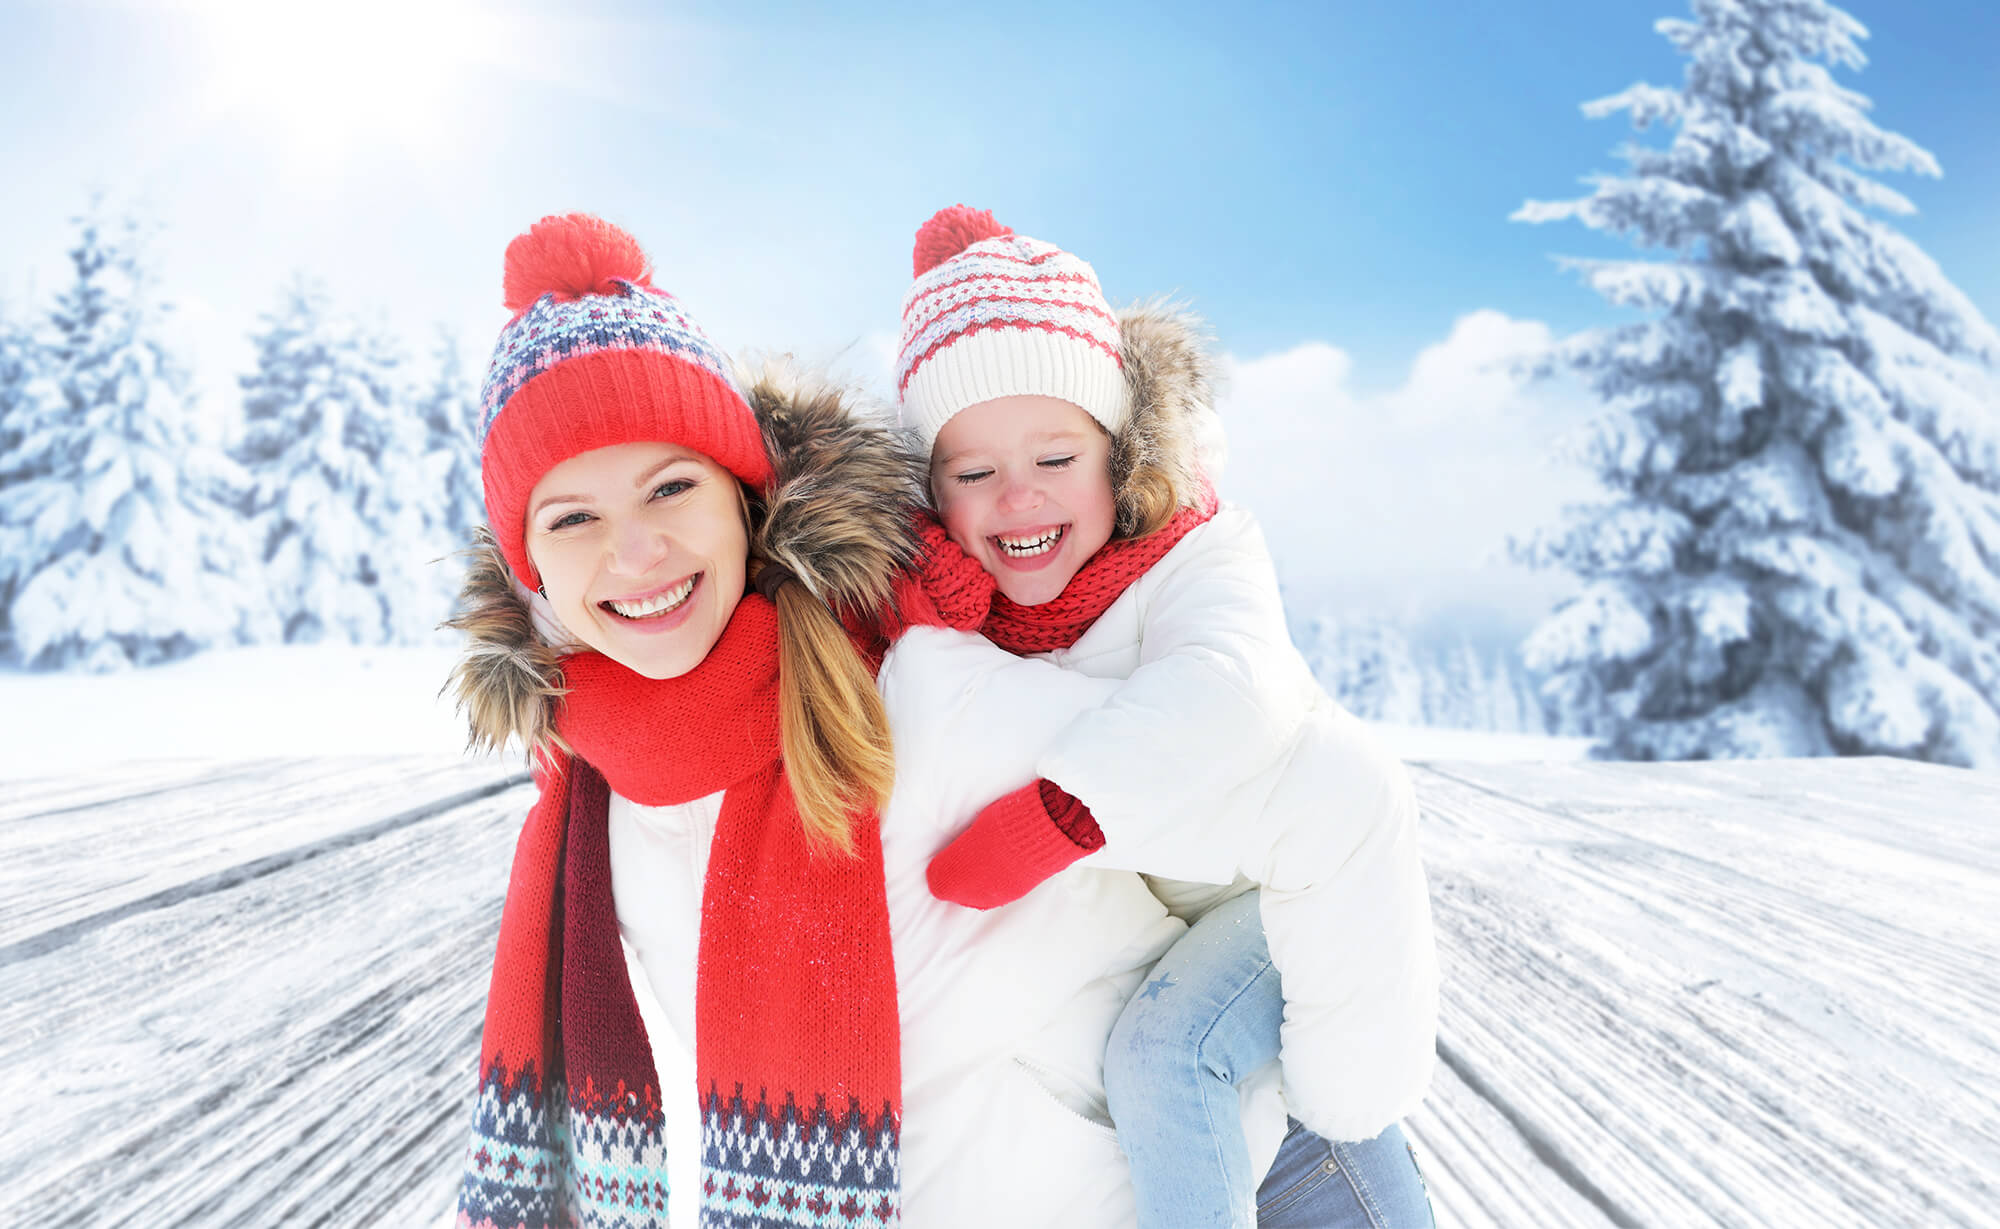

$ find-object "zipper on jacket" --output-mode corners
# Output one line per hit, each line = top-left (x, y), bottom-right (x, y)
(1013, 1057), (1121, 1141)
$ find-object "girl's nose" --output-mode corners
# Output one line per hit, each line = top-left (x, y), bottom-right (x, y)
(996, 475), (1042, 514)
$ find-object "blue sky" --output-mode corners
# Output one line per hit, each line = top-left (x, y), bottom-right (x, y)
(2, 0), (1994, 636)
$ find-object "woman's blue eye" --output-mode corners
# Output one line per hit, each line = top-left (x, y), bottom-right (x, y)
(654, 478), (695, 499)
(548, 510), (592, 531)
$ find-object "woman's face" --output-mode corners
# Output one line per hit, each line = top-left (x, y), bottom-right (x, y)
(930, 395), (1117, 607)
(525, 441), (748, 679)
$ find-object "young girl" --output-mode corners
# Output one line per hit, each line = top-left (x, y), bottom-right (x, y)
(889, 205), (1441, 1228)
(447, 212), (1200, 1227)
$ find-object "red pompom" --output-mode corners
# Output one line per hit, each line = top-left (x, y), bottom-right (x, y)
(502, 213), (653, 312)
(912, 204), (1013, 277)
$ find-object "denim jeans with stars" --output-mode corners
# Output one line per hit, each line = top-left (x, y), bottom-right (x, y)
(1104, 888), (1435, 1228)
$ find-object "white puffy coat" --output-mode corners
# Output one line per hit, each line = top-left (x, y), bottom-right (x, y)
(1027, 501), (1441, 1144)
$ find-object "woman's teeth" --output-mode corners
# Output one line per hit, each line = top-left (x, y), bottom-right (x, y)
(605, 577), (696, 619)
(996, 527), (1065, 558)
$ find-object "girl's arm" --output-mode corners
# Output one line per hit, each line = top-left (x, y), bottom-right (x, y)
(928, 508), (1323, 908)
(1036, 508), (1317, 848)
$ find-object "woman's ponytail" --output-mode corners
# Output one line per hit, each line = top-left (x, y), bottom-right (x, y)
(758, 561), (895, 857)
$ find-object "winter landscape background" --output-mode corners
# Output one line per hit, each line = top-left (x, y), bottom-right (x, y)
(3, 0), (1995, 769)
(3, 3), (1998, 1225)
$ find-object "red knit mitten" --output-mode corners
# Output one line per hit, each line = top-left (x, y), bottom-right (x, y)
(880, 511), (998, 639)
(926, 779), (1106, 910)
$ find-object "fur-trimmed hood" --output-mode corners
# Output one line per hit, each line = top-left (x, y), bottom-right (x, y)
(1104, 300), (1223, 534)
(445, 359), (921, 759)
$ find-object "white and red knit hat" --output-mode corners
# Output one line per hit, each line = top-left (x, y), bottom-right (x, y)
(895, 205), (1126, 451)
(477, 213), (769, 589)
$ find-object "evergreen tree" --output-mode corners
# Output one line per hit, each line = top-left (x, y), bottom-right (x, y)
(1514, 0), (2000, 767)
(407, 327), (486, 634)
(232, 278), (427, 644)
(0, 309), (36, 659)
(0, 212), (256, 671)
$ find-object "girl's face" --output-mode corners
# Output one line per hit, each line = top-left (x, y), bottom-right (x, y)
(930, 394), (1116, 607)
(525, 441), (748, 679)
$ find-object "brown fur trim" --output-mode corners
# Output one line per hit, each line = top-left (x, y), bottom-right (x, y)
(1110, 300), (1217, 536)
(739, 358), (923, 619)
(445, 359), (919, 760)
(442, 527), (569, 763)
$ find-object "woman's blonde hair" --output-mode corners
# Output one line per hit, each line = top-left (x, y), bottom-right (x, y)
(742, 486), (894, 858)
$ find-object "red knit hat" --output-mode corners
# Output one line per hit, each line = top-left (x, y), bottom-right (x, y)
(477, 213), (771, 588)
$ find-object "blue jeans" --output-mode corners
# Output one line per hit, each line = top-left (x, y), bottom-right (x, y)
(1104, 889), (1435, 1228)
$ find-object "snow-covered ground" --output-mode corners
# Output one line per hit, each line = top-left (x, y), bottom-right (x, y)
(0, 645), (1594, 779)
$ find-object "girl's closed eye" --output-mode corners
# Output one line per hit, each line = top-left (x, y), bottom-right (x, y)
(952, 468), (994, 486)
(1038, 455), (1076, 470)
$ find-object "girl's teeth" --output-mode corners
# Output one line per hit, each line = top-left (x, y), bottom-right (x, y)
(998, 527), (1064, 558)
(607, 578), (696, 619)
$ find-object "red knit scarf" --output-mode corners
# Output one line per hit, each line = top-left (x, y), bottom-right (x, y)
(900, 482), (1221, 655)
(455, 596), (901, 1228)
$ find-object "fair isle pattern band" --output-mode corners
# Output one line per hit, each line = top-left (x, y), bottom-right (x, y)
(567, 1085), (672, 1227)
(895, 236), (1121, 396)
(480, 281), (735, 445)
(698, 1087), (900, 1228)
(457, 1062), (565, 1229)
(458, 1065), (673, 1229)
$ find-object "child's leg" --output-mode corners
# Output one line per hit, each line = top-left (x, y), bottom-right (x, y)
(1104, 888), (1278, 1229)
(1254, 1119), (1436, 1228)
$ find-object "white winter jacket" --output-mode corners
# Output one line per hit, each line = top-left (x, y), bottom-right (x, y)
(610, 627), (1199, 1228)
(1025, 500), (1441, 1144)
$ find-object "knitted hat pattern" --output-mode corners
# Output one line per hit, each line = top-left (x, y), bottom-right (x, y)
(896, 205), (1126, 451)
(478, 213), (770, 588)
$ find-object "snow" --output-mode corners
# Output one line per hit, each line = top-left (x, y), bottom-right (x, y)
(0, 645), (469, 778)
(5, 739), (1991, 1226)
(0, 644), (1592, 781)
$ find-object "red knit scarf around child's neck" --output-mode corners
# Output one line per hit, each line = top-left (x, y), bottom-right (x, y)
(912, 482), (1221, 655)
(454, 596), (902, 1228)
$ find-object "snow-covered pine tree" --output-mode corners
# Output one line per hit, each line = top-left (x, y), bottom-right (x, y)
(0, 212), (259, 671)
(0, 308), (35, 660)
(1514, 0), (2000, 767)
(232, 278), (430, 644)
(1307, 615), (1429, 725)
(407, 327), (485, 634)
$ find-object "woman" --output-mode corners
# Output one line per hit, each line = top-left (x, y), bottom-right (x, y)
(446, 213), (1186, 1228)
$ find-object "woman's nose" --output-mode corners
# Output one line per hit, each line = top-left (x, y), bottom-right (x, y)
(605, 518), (670, 575)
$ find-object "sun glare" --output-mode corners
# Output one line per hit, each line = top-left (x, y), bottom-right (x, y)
(188, 0), (496, 168)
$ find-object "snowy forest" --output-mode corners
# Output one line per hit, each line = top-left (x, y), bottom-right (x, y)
(1, 0), (1996, 764)
(0, 215), (485, 671)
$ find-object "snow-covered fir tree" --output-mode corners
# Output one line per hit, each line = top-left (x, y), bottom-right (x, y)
(232, 278), (433, 644)
(0, 309), (36, 659)
(407, 327), (486, 631)
(0, 213), (258, 671)
(1514, 0), (2000, 767)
